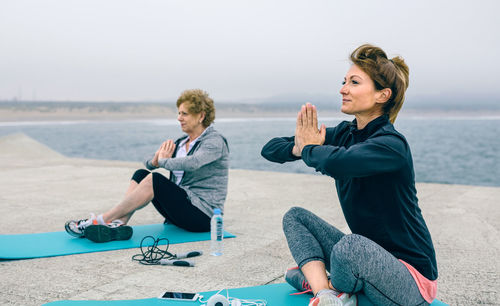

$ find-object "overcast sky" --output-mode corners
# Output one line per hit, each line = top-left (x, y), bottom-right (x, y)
(1, 0), (499, 104)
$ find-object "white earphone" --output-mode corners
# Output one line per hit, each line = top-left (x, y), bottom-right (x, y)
(201, 291), (266, 306)
(206, 293), (229, 306)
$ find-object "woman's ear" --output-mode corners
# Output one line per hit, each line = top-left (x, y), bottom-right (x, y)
(376, 88), (392, 104)
(199, 112), (206, 124)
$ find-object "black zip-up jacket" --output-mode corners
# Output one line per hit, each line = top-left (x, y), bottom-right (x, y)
(261, 115), (437, 280)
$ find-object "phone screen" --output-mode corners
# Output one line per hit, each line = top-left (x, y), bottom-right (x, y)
(160, 292), (197, 300)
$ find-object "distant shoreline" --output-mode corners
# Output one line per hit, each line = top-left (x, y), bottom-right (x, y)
(1, 101), (499, 122)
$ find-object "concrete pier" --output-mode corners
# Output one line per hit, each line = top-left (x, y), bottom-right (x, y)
(0, 133), (498, 305)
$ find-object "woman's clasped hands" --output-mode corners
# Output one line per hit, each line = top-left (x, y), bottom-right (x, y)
(293, 103), (326, 157)
(152, 140), (177, 167)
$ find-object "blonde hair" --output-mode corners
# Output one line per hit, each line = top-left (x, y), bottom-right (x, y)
(176, 89), (215, 127)
(350, 44), (410, 123)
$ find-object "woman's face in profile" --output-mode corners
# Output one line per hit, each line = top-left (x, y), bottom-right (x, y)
(177, 102), (203, 134)
(339, 65), (380, 116)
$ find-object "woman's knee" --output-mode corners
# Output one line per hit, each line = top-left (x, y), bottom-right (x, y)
(141, 173), (154, 186)
(135, 173), (154, 200)
(331, 234), (365, 262)
(330, 234), (369, 275)
(131, 169), (151, 183)
(131, 172), (154, 195)
(329, 234), (366, 292)
(282, 206), (307, 229)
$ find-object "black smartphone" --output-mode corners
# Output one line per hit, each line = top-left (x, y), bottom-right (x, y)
(158, 291), (199, 301)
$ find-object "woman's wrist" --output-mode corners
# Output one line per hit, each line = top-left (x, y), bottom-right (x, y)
(292, 144), (302, 157)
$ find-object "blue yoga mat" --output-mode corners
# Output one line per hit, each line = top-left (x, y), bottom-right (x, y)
(42, 283), (448, 306)
(0, 223), (235, 260)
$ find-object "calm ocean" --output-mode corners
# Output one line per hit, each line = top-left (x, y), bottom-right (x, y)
(1, 117), (498, 187)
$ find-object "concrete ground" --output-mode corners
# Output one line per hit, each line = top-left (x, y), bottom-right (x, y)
(0, 133), (498, 306)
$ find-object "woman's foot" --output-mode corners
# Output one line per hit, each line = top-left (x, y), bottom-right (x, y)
(285, 267), (313, 294)
(65, 214), (98, 238)
(309, 290), (342, 306)
(285, 266), (335, 295)
(308, 290), (357, 306)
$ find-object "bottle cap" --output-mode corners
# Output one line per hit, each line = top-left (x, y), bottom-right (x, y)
(213, 208), (221, 215)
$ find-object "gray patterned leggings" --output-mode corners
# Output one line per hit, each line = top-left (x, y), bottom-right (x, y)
(282, 207), (428, 306)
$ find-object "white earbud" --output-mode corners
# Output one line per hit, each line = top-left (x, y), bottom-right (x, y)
(207, 294), (229, 306)
(203, 291), (267, 306)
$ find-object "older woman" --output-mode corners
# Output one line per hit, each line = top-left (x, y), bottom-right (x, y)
(262, 45), (437, 306)
(65, 89), (229, 241)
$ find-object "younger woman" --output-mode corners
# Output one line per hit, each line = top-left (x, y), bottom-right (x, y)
(262, 45), (437, 306)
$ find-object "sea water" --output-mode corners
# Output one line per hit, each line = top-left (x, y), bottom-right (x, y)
(0, 116), (498, 187)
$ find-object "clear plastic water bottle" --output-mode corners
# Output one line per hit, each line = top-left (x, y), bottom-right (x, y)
(210, 208), (223, 256)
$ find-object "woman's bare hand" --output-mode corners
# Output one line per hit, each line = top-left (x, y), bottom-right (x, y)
(292, 143), (302, 157)
(158, 140), (176, 160)
(152, 140), (176, 166)
(295, 103), (326, 153)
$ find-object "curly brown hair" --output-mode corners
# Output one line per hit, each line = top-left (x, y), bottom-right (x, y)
(350, 44), (410, 123)
(176, 89), (215, 127)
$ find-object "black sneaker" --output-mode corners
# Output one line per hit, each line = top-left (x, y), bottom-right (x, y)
(84, 220), (133, 243)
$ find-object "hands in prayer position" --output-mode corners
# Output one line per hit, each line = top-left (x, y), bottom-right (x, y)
(293, 103), (326, 157)
(152, 140), (177, 167)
